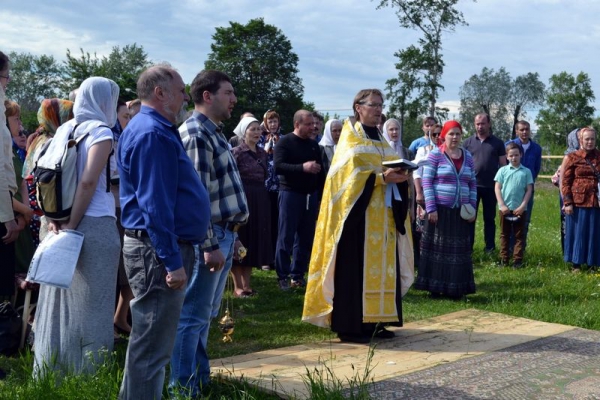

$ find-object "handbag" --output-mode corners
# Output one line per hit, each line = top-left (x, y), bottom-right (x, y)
(460, 203), (476, 220)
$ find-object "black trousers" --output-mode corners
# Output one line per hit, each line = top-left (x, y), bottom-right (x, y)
(471, 186), (497, 251)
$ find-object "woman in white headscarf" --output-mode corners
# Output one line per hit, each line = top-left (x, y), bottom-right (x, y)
(34, 77), (121, 378)
(319, 119), (342, 176)
(230, 117), (272, 297)
(382, 118), (412, 160)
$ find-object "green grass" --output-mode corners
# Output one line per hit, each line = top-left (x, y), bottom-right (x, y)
(2, 183), (599, 399)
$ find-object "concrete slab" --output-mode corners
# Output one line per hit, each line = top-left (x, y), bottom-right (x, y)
(211, 309), (576, 399)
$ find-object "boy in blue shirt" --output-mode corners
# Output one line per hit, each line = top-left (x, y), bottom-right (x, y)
(494, 142), (533, 268)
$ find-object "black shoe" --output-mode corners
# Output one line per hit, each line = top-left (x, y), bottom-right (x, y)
(429, 292), (443, 298)
(338, 333), (371, 344)
(484, 247), (496, 254)
(374, 327), (395, 339)
(0, 368), (6, 380)
(278, 279), (290, 291)
(291, 277), (306, 288)
(513, 261), (523, 269)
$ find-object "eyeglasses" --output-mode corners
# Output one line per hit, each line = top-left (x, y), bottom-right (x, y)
(431, 132), (441, 137)
(359, 102), (384, 109)
(0, 74), (10, 81)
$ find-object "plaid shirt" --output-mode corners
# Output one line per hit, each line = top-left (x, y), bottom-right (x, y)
(179, 111), (248, 251)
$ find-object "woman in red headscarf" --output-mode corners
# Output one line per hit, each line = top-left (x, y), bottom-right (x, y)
(414, 120), (477, 299)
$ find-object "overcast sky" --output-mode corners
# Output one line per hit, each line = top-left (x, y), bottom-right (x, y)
(2, 0), (598, 129)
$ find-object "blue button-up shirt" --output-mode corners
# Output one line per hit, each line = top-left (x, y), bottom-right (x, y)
(118, 106), (210, 271)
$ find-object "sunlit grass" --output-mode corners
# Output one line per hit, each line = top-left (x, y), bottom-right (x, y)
(2, 184), (598, 399)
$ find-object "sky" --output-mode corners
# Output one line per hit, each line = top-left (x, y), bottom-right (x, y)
(2, 0), (599, 130)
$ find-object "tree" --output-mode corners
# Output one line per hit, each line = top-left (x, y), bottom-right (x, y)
(378, 0), (472, 116)
(5, 52), (64, 112)
(62, 44), (151, 100)
(508, 72), (545, 138)
(459, 67), (512, 138)
(385, 46), (429, 139)
(535, 72), (595, 147)
(205, 18), (305, 133)
(459, 67), (545, 140)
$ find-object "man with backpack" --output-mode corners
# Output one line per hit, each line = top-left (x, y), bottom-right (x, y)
(117, 65), (210, 400)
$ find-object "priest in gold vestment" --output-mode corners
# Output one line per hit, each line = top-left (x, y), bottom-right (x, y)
(302, 89), (414, 343)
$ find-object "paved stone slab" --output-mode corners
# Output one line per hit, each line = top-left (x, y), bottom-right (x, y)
(211, 309), (576, 399)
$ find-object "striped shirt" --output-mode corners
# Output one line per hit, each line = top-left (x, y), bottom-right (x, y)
(422, 147), (477, 214)
(179, 111), (249, 251)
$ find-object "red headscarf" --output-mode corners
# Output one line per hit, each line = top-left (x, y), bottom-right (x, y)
(439, 120), (463, 152)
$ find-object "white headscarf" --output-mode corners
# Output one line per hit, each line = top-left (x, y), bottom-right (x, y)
(73, 77), (119, 136)
(382, 118), (407, 158)
(233, 116), (259, 139)
(319, 119), (341, 147)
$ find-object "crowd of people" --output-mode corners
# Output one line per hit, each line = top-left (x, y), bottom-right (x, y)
(2, 48), (599, 397)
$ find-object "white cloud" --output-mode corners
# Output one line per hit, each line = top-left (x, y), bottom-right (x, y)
(2, 0), (599, 120)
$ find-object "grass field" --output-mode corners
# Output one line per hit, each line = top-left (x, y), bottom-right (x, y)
(2, 183), (598, 399)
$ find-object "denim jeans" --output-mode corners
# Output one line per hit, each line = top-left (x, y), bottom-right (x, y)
(119, 236), (195, 400)
(275, 190), (319, 281)
(169, 224), (235, 396)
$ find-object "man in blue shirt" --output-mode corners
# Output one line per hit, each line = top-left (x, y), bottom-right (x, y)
(408, 116), (437, 154)
(505, 120), (542, 250)
(118, 65), (210, 400)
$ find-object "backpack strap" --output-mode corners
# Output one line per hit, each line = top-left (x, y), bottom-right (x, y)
(74, 124), (113, 193)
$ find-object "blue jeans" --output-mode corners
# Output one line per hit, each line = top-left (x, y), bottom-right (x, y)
(119, 236), (195, 400)
(275, 190), (319, 281)
(169, 224), (235, 396)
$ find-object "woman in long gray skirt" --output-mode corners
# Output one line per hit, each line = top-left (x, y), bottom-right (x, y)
(33, 77), (120, 377)
(415, 120), (477, 299)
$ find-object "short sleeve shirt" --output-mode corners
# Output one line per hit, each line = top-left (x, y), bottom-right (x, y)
(494, 164), (533, 210)
(463, 134), (506, 188)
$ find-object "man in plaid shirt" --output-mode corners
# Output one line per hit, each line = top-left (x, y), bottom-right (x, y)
(169, 70), (248, 397)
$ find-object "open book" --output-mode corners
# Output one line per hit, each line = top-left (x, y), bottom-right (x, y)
(382, 158), (418, 171)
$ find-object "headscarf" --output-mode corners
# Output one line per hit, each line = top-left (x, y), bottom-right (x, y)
(382, 118), (408, 158)
(233, 116), (259, 139)
(74, 77), (119, 128)
(439, 120), (462, 153)
(37, 98), (74, 136)
(565, 128), (581, 155)
(319, 119), (341, 147)
(23, 98), (75, 177)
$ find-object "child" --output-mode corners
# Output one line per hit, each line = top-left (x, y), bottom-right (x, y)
(494, 142), (533, 268)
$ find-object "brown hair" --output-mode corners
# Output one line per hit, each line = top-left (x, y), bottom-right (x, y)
(263, 110), (280, 124)
(505, 141), (522, 156)
(352, 89), (383, 121)
(4, 100), (20, 118)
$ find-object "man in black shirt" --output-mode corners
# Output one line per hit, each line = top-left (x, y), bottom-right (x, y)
(463, 113), (507, 252)
(274, 110), (324, 290)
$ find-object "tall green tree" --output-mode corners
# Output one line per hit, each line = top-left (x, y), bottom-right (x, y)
(5, 52), (64, 112)
(508, 72), (545, 139)
(459, 67), (545, 140)
(459, 67), (512, 138)
(378, 0), (472, 116)
(205, 18), (305, 133)
(535, 71), (595, 147)
(385, 47), (429, 139)
(62, 44), (151, 100)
